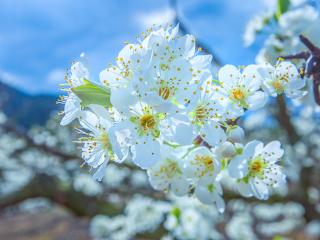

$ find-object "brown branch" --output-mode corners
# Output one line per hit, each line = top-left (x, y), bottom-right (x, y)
(299, 34), (320, 54)
(275, 95), (299, 144)
(280, 51), (310, 60)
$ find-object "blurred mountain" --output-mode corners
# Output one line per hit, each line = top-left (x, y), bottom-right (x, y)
(0, 81), (60, 129)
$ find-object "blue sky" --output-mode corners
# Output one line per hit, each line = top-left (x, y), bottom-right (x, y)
(0, 0), (267, 94)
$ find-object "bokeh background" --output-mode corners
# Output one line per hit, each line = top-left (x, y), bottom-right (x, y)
(1, 0), (320, 239)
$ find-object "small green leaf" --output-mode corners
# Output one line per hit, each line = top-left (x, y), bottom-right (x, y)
(275, 0), (290, 21)
(72, 80), (111, 108)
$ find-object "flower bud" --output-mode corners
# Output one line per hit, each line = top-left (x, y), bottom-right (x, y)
(227, 126), (245, 143)
(218, 141), (236, 158)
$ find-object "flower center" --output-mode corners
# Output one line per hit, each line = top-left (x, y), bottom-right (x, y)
(160, 159), (179, 179)
(272, 80), (284, 92)
(140, 114), (156, 131)
(98, 133), (112, 151)
(195, 154), (214, 175)
(232, 88), (245, 100)
(160, 63), (169, 71)
(158, 86), (171, 100)
(249, 157), (265, 176)
(194, 105), (208, 123)
(279, 75), (289, 83)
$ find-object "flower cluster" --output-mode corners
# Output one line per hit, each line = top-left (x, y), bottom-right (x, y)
(244, 2), (320, 64)
(60, 25), (306, 212)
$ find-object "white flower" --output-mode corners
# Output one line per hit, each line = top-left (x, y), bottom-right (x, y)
(136, 25), (212, 112)
(113, 102), (170, 169)
(60, 61), (89, 126)
(147, 145), (189, 196)
(279, 6), (319, 35)
(60, 93), (81, 126)
(176, 135), (225, 213)
(243, 14), (268, 47)
(194, 179), (225, 213)
(183, 147), (221, 181)
(228, 140), (286, 200)
(254, 5), (320, 63)
(163, 78), (227, 146)
(68, 61), (89, 87)
(99, 43), (152, 115)
(259, 61), (306, 99)
(78, 107), (130, 180)
(217, 64), (268, 118)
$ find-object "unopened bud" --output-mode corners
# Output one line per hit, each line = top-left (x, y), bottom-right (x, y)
(218, 141), (236, 158)
(227, 126), (244, 143)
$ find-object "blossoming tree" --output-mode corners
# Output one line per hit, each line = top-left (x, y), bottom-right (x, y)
(1, 0), (320, 239)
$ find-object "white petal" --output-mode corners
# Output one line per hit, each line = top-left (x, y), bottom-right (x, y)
(110, 87), (137, 115)
(172, 34), (196, 58)
(171, 177), (189, 196)
(287, 78), (305, 90)
(236, 181), (253, 197)
(228, 156), (249, 179)
(60, 108), (79, 126)
(99, 67), (126, 87)
(214, 193), (225, 213)
(242, 64), (262, 91)
(84, 149), (106, 168)
(276, 61), (299, 82)
(218, 65), (240, 89)
(89, 104), (111, 120)
(263, 141), (284, 159)
(247, 91), (267, 110)
(201, 123), (226, 147)
(108, 121), (132, 162)
(244, 140), (262, 158)
(285, 89), (307, 99)
(161, 115), (195, 145)
(93, 161), (108, 181)
(132, 137), (161, 169)
(257, 63), (274, 80)
(195, 184), (213, 205)
(147, 170), (169, 191)
(170, 24), (179, 39)
(79, 111), (99, 134)
(60, 96), (81, 126)
(190, 55), (212, 69)
(250, 178), (269, 200)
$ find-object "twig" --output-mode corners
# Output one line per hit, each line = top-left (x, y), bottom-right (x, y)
(281, 34), (320, 104)
(276, 96), (299, 144)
